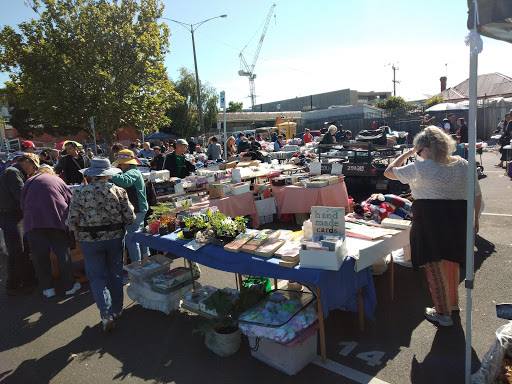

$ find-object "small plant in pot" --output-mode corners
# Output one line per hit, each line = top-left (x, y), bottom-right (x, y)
(196, 288), (264, 357)
(182, 216), (196, 239)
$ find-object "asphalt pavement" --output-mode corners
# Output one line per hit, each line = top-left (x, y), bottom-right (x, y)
(0, 149), (511, 384)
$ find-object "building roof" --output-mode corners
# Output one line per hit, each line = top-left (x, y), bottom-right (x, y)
(216, 111), (302, 122)
(440, 72), (512, 101)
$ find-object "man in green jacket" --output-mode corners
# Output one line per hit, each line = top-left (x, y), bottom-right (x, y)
(111, 150), (149, 263)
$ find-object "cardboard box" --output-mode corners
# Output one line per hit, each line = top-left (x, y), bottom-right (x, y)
(219, 161), (237, 170)
(231, 182), (250, 195)
(208, 181), (231, 198)
(299, 236), (347, 270)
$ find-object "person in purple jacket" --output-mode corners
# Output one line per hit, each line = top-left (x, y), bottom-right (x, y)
(20, 165), (80, 298)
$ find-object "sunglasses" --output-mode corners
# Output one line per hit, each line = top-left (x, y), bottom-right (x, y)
(417, 148), (423, 156)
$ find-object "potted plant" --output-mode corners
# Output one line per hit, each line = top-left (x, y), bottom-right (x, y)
(177, 200), (192, 228)
(182, 216), (196, 239)
(196, 288), (264, 357)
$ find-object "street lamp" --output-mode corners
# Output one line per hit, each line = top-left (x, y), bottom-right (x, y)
(162, 14), (227, 136)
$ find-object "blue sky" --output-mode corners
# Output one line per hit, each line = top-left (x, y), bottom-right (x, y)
(1, 0), (511, 108)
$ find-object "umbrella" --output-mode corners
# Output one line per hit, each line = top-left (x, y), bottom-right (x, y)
(424, 102), (469, 112)
(55, 140), (82, 150)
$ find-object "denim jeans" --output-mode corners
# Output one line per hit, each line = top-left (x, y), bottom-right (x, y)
(27, 228), (74, 292)
(124, 211), (149, 263)
(81, 238), (124, 319)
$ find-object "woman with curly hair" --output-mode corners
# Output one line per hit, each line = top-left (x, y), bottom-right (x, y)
(384, 126), (482, 327)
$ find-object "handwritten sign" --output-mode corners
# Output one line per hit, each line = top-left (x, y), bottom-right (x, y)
(311, 206), (345, 235)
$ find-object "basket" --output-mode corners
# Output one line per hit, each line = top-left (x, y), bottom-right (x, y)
(123, 254), (171, 285)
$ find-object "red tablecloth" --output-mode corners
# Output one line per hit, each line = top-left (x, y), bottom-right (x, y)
(272, 182), (349, 217)
(191, 191), (260, 228)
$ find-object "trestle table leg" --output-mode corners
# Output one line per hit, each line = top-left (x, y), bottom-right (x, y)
(316, 285), (327, 363)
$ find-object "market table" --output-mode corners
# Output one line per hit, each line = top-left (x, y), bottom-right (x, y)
(190, 191), (260, 228)
(132, 230), (377, 363)
(272, 182), (350, 218)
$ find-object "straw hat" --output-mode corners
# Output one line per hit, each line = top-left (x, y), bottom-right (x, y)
(80, 157), (122, 176)
(114, 149), (141, 166)
(20, 152), (40, 168)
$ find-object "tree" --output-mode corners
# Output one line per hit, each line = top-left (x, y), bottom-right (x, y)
(0, 0), (182, 144)
(374, 96), (416, 111)
(423, 94), (444, 111)
(226, 101), (243, 113)
(163, 67), (218, 138)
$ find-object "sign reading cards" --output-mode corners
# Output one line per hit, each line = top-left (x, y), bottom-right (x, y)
(311, 206), (345, 234)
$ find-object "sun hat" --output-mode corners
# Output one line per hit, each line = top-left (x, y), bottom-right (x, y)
(22, 140), (35, 148)
(20, 152), (40, 167)
(176, 139), (188, 146)
(114, 149), (142, 165)
(80, 157), (122, 176)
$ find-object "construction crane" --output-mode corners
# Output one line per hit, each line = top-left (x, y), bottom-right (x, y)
(238, 3), (276, 110)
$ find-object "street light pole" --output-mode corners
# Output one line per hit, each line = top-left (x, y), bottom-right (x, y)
(162, 15), (227, 136)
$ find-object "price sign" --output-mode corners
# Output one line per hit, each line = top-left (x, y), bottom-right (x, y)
(220, 91), (225, 109)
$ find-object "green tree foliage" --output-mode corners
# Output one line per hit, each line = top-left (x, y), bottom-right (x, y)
(374, 96), (416, 111)
(423, 94), (444, 110)
(226, 101), (243, 113)
(163, 67), (218, 138)
(0, 0), (182, 144)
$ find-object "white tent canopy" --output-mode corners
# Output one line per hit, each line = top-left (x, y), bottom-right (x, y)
(424, 102), (469, 112)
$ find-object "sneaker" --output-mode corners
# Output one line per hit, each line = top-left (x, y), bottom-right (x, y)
(65, 282), (81, 295)
(43, 288), (56, 298)
(102, 316), (115, 333)
(424, 307), (453, 327)
(113, 310), (123, 320)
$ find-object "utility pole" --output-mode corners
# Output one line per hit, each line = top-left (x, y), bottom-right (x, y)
(392, 63), (400, 97)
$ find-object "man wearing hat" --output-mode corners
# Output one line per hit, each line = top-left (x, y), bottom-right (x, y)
(0, 153), (39, 295)
(110, 149), (149, 263)
(163, 139), (195, 178)
(55, 141), (91, 184)
(21, 141), (35, 153)
(302, 128), (313, 144)
(67, 157), (135, 332)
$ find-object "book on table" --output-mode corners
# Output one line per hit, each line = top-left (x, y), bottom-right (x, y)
(224, 233), (254, 253)
(240, 233), (270, 254)
(345, 222), (400, 240)
(380, 218), (411, 230)
(254, 238), (285, 257)
(275, 241), (301, 261)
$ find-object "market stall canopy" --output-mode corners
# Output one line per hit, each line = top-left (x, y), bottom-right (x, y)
(424, 102), (469, 112)
(467, 0), (512, 43)
(142, 132), (177, 141)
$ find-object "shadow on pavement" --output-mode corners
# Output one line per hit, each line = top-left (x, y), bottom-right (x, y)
(0, 254), (96, 354)
(410, 321), (480, 383)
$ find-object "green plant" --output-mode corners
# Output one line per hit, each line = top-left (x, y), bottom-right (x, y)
(195, 288), (264, 335)
(179, 200), (191, 213)
(148, 202), (175, 225)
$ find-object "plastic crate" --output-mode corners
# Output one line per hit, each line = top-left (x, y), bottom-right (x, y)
(248, 323), (318, 375)
(238, 290), (318, 344)
(123, 254), (171, 285)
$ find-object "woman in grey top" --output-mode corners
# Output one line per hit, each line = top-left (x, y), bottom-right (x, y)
(384, 126), (482, 327)
(206, 136), (222, 161)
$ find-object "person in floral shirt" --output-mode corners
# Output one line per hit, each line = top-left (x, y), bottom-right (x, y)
(67, 157), (135, 332)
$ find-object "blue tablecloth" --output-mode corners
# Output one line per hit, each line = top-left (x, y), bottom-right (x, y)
(132, 231), (377, 321)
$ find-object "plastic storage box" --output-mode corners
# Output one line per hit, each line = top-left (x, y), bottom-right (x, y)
(238, 290), (318, 344)
(147, 267), (199, 294)
(248, 323), (318, 375)
(123, 254), (171, 285)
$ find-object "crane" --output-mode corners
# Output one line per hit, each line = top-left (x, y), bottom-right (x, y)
(238, 3), (276, 110)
